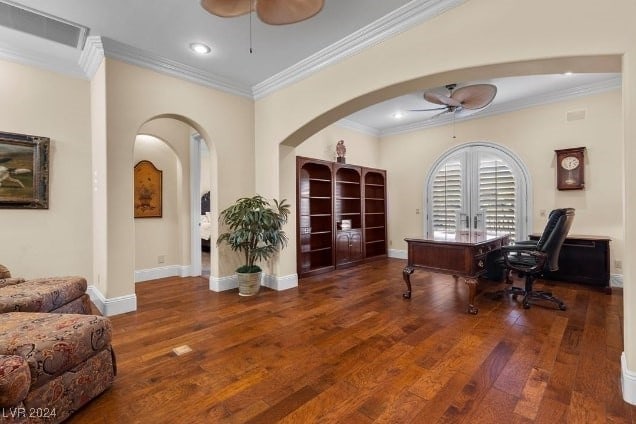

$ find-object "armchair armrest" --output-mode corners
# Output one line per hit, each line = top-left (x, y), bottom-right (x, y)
(0, 355), (31, 407)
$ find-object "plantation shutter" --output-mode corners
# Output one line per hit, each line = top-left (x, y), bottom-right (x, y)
(426, 143), (527, 241)
(431, 158), (463, 238)
(478, 154), (517, 240)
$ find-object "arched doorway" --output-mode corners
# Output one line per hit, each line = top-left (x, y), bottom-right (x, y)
(131, 116), (217, 286)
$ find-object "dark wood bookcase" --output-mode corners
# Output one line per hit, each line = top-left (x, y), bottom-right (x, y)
(297, 158), (334, 277)
(363, 168), (387, 259)
(296, 157), (387, 278)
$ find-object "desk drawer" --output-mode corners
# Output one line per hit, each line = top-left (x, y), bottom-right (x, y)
(473, 240), (501, 256)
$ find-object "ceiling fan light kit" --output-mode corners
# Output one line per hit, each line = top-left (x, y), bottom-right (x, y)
(200, 0), (325, 25)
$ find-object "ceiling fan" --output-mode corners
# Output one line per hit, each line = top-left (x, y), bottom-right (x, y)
(201, 0), (325, 25)
(410, 83), (497, 118)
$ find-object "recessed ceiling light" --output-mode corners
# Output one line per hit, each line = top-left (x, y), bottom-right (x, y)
(190, 42), (211, 55)
(393, 112), (404, 119)
(563, 71), (573, 76)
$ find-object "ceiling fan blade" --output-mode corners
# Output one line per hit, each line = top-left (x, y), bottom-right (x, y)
(408, 106), (447, 112)
(451, 84), (497, 110)
(423, 91), (461, 107)
(257, 0), (324, 25)
(201, 0), (252, 17)
(428, 109), (452, 120)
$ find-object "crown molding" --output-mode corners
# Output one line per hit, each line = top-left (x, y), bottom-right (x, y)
(99, 37), (252, 98)
(1, 0), (466, 99)
(0, 42), (86, 78)
(335, 118), (381, 137)
(79, 35), (104, 79)
(379, 76), (622, 136)
(252, 0), (466, 99)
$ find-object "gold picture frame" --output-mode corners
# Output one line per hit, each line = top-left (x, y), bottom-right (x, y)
(134, 160), (162, 218)
(0, 131), (50, 209)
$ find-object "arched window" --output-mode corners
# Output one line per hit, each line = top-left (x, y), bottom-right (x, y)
(425, 142), (531, 241)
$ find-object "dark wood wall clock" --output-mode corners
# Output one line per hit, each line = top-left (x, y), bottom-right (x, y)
(555, 147), (585, 190)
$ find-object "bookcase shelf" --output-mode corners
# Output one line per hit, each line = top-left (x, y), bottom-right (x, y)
(297, 156), (387, 278)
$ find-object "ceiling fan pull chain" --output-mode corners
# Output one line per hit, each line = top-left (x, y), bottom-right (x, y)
(249, 0), (253, 53)
(452, 112), (456, 139)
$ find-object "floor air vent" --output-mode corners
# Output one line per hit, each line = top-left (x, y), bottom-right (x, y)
(0, 1), (88, 49)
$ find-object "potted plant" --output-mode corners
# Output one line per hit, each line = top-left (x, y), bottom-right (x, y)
(217, 195), (290, 296)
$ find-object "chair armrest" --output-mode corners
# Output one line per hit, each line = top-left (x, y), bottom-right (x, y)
(0, 355), (31, 407)
(513, 240), (539, 247)
(501, 247), (548, 274)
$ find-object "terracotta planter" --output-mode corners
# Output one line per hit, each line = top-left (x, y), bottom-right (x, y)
(236, 271), (262, 296)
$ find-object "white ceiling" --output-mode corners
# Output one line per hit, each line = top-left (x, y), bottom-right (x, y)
(0, 0), (621, 134)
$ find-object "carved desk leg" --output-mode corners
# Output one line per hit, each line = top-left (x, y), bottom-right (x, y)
(464, 278), (479, 315)
(402, 266), (414, 299)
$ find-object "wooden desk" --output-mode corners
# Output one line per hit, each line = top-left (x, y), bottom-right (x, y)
(403, 234), (509, 314)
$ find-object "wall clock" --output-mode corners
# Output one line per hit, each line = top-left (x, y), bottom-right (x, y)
(555, 147), (585, 190)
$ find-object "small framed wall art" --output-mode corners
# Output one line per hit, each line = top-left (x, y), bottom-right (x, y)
(555, 147), (586, 190)
(134, 160), (162, 218)
(0, 131), (50, 209)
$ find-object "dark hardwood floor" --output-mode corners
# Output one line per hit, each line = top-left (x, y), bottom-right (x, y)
(70, 258), (634, 423)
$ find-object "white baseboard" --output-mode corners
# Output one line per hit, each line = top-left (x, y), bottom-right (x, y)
(134, 265), (191, 282)
(87, 285), (137, 316)
(388, 249), (407, 259)
(209, 274), (237, 292)
(209, 273), (298, 292)
(622, 352), (636, 405)
(263, 273), (298, 291)
(611, 273), (624, 288)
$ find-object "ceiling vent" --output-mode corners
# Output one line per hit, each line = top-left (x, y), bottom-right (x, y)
(0, 1), (88, 49)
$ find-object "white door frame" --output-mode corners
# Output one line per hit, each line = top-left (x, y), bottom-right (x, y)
(189, 134), (202, 276)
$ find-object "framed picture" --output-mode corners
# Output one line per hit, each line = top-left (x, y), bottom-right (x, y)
(0, 131), (50, 209)
(134, 160), (162, 218)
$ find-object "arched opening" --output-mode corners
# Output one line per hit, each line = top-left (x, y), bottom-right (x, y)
(274, 55), (621, 281)
(131, 115), (218, 288)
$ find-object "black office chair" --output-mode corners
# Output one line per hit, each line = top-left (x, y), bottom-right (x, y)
(499, 208), (575, 310)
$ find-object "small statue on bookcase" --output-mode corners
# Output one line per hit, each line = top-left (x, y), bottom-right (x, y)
(336, 140), (346, 163)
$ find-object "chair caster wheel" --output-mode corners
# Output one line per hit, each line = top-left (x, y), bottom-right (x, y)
(559, 304), (567, 311)
(523, 302), (530, 309)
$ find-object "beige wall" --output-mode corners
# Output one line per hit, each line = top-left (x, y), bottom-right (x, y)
(91, 60), (108, 294)
(133, 135), (181, 271)
(102, 58), (254, 298)
(138, 118), (193, 267)
(380, 90), (623, 273)
(295, 124), (381, 168)
(0, 59), (92, 279)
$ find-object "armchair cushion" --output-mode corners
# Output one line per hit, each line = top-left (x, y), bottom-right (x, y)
(0, 312), (112, 388)
(0, 276), (87, 314)
(0, 354), (31, 407)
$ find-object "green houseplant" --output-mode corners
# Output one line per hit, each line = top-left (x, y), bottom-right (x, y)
(217, 195), (290, 296)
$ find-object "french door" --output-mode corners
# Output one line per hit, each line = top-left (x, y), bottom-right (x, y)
(426, 143), (529, 241)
